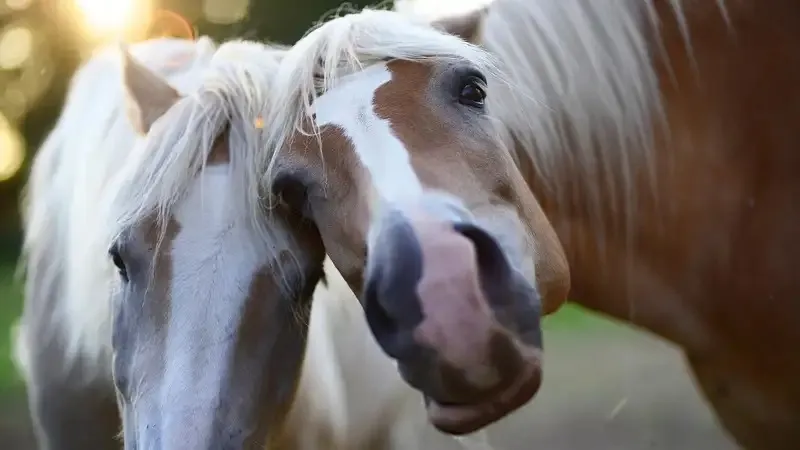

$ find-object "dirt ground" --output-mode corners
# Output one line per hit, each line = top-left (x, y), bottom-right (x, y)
(0, 323), (737, 450)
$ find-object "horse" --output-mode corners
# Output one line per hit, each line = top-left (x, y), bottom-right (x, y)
(13, 36), (323, 449)
(395, 0), (800, 448)
(261, 7), (570, 436)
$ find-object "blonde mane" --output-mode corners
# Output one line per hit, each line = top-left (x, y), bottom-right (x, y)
(475, 0), (671, 229)
(20, 36), (287, 372)
(264, 7), (502, 179)
(399, 0), (726, 233)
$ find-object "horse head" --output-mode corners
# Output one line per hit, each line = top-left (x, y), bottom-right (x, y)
(264, 10), (570, 435)
(107, 43), (325, 449)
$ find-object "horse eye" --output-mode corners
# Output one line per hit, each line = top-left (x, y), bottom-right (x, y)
(109, 246), (129, 282)
(458, 78), (487, 108)
(272, 173), (311, 216)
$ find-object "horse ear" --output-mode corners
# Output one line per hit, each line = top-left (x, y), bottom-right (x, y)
(121, 46), (180, 135)
(431, 7), (487, 43)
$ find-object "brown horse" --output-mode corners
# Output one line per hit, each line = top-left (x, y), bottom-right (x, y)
(263, 8), (570, 436)
(405, 0), (800, 448)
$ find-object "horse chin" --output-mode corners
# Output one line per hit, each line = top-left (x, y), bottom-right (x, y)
(423, 348), (542, 435)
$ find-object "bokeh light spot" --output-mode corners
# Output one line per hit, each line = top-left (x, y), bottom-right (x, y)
(0, 25), (32, 70)
(2, 88), (28, 121)
(5, 0), (32, 12)
(0, 113), (25, 182)
(148, 10), (195, 40)
(203, 0), (249, 25)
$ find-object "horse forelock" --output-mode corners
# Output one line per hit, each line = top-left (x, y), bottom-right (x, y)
(110, 40), (284, 238)
(264, 7), (503, 182)
(478, 0), (729, 234)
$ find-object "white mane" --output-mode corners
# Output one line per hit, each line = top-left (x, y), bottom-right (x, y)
(107, 40), (288, 253)
(264, 7), (502, 178)
(20, 36), (286, 371)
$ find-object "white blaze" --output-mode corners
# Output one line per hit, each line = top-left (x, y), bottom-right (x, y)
(312, 63), (424, 207)
(160, 165), (274, 445)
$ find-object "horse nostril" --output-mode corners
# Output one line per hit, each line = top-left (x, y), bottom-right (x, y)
(363, 274), (401, 356)
(452, 222), (513, 286)
(272, 172), (311, 216)
(454, 222), (542, 346)
(362, 215), (426, 362)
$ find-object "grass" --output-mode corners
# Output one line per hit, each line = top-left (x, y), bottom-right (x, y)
(543, 302), (614, 331)
(0, 261), (23, 398)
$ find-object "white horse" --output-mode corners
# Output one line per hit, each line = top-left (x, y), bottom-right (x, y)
(12, 31), (499, 449)
(12, 35), (392, 449)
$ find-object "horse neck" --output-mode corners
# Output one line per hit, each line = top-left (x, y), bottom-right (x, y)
(488, 0), (800, 349)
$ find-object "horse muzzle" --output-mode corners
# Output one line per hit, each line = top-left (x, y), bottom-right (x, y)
(362, 205), (544, 434)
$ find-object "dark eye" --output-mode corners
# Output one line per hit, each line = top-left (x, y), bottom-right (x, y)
(272, 172), (311, 216)
(109, 245), (128, 282)
(458, 77), (487, 108)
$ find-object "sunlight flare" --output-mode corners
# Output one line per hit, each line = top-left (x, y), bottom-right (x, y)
(73, 0), (148, 38)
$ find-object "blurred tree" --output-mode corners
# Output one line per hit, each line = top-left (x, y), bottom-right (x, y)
(0, 0), (389, 253)
(0, 0), (83, 250)
(243, 0), (376, 43)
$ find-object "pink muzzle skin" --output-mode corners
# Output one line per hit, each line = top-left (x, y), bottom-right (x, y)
(362, 207), (544, 435)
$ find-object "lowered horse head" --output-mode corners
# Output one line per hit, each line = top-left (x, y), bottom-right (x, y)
(104, 42), (325, 448)
(265, 9), (570, 435)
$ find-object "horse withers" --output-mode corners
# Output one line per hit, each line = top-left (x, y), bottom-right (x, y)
(411, 0), (800, 448)
(264, 9), (570, 436)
